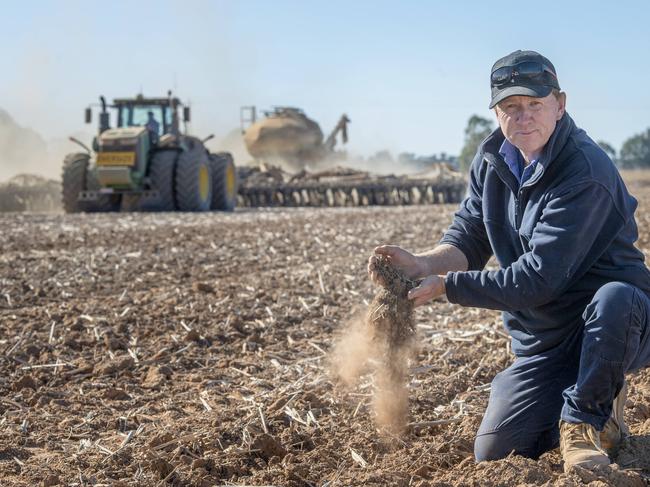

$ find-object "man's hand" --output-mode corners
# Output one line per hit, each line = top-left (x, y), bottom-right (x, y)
(407, 275), (446, 307)
(367, 245), (424, 287)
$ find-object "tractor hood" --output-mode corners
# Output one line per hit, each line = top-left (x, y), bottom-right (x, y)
(100, 126), (147, 145)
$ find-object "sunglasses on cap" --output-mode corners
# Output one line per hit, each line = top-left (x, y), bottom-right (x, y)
(491, 61), (558, 88)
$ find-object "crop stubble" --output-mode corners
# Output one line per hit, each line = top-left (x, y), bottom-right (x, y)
(0, 184), (649, 486)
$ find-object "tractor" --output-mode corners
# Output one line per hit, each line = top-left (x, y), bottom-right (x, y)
(61, 92), (237, 213)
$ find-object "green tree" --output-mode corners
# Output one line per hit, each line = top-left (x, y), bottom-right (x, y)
(458, 115), (494, 172)
(596, 140), (617, 164)
(619, 129), (650, 169)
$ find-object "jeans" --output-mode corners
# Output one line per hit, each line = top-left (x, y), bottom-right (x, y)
(474, 281), (650, 461)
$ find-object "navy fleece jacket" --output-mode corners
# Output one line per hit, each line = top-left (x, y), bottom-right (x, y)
(441, 113), (650, 356)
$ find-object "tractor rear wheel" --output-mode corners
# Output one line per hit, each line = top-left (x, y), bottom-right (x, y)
(62, 153), (90, 213)
(140, 150), (178, 211)
(175, 149), (212, 211)
(209, 153), (237, 211)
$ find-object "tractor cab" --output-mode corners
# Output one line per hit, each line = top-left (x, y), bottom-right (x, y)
(113, 94), (189, 138)
(85, 92), (191, 141)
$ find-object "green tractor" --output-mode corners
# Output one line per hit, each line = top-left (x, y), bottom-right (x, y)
(62, 92), (237, 213)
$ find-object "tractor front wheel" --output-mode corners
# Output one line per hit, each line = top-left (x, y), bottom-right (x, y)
(61, 153), (90, 213)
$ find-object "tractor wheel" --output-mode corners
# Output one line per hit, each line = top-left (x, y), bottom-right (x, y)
(175, 149), (212, 211)
(62, 153), (90, 213)
(209, 153), (237, 211)
(85, 167), (122, 212)
(140, 150), (178, 211)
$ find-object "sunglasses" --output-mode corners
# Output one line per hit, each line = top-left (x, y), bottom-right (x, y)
(491, 61), (558, 87)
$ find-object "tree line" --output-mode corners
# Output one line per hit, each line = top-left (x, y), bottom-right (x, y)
(458, 115), (650, 171)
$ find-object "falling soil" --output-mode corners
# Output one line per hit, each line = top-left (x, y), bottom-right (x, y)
(333, 255), (419, 432)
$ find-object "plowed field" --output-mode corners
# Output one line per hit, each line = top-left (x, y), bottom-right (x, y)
(1, 180), (650, 486)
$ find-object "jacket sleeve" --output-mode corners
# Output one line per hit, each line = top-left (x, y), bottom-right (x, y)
(439, 152), (493, 271)
(444, 181), (626, 311)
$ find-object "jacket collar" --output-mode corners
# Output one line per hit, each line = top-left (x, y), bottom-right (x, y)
(481, 113), (575, 188)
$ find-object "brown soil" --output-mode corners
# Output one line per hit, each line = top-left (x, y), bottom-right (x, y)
(1, 184), (650, 486)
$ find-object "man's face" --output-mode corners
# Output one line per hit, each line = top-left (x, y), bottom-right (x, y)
(494, 93), (566, 159)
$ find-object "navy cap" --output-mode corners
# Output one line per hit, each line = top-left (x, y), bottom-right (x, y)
(489, 50), (560, 108)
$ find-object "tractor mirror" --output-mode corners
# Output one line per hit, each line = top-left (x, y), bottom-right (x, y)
(183, 107), (191, 122)
(85, 108), (92, 124)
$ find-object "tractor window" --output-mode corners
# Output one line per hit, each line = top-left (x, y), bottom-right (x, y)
(118, 106), (165, 134)
(117, 105), (172, 135)
(162, 107), (172, 133)
(133, 106), (164, 134)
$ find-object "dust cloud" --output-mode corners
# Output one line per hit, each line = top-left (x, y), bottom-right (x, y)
(205, 127), (254, 167)
(331, 256), (418, 432)
(0, 108), (48, 182)
(337, 152), (417, 176)
(331, 314), (375, 388)
(0, 107), (88, 183)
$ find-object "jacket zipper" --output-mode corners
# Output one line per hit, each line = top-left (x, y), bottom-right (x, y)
(515, 186), (524, 230)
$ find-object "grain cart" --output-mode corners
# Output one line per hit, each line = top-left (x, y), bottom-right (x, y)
(62, 92), (237, 213)
(241, 106), (349, 172)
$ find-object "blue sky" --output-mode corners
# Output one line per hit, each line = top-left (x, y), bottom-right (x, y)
(1, 0), (649, 162)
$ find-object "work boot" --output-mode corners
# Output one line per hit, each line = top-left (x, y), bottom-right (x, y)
(600, 380), (629, 450)
(559, 420), (610, 472)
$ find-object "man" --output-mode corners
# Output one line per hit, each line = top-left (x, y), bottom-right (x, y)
(145, 111), (160, 143)
(368, 50), (650, 471)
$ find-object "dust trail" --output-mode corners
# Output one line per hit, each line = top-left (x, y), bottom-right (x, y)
(330, 313), (375, 388)
(0, 108), (48, 182)
(331, 256), (417, 432)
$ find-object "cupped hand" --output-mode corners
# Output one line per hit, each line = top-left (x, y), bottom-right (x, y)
(407, 275), (446, 307)
(367, 245), (422, 287)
